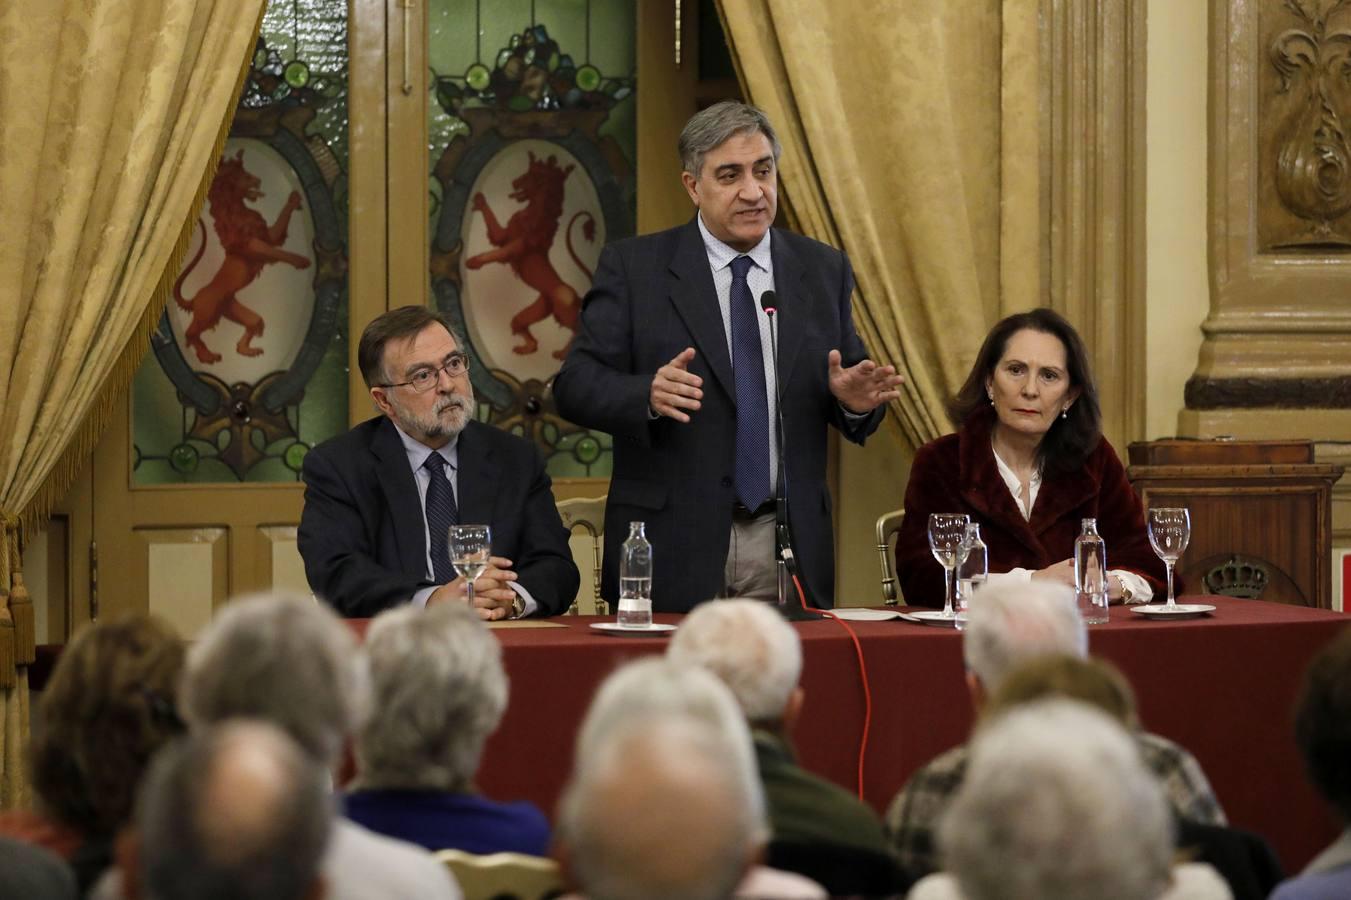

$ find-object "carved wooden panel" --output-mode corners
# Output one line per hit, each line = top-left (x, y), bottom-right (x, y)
(1258, 0), (1351, 251)
(1128, 441), (1343, 607)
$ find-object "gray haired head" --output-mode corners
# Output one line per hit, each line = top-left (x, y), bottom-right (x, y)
(180, 592), (371, 765)
(939, 699), (1172, 900)
(560, 661), (766, 900)
(678, 100), (782, 178)
(356, 602), (507, 791)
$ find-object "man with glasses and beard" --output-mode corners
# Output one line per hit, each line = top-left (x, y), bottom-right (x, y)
(299, 306), (578, 619)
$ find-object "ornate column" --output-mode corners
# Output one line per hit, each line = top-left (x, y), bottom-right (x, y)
(1181, 0), (1351, 440)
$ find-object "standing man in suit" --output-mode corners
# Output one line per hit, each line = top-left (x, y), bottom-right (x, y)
(299, 305), (578, 618)
(553, 101), (901, 611)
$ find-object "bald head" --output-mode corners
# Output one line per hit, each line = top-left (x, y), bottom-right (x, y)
(559, 718), (759, 900)
(137, 720), (331, 900)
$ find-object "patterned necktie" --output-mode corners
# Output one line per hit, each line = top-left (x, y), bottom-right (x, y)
(729, 255), (771, 511)
(423, 453), (459, 584)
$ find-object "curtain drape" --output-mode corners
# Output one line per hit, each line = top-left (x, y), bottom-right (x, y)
(715, 0), (1042, 449)
(0, 0), (266, 807)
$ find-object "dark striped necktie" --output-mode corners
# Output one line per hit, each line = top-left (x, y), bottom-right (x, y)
(423, 453), (459, 584)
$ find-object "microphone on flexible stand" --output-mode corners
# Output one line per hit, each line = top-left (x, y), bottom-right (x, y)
(760, 290), (823, 622)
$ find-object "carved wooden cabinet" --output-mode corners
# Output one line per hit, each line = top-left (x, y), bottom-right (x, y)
(1127, 441), (1343, 608)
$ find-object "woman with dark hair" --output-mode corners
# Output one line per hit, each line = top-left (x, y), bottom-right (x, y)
(0, 614), (185, 891)
(894, 308), (1165, 607)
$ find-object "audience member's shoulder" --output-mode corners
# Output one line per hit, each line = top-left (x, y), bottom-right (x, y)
(1271, 867), (1351, 900)
(904, 872), (962, 900)
(735, 864), (828, 900)
(328, 818), (462, 900)
(0, 836), (77, 900)
(1162, 862), (1234, 900)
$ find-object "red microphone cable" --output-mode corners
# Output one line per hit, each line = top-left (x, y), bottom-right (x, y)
(791, 573), (873, 801)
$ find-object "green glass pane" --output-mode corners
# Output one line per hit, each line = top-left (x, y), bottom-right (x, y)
(133, 0), (350, 485)
(428, 0), (633, 481)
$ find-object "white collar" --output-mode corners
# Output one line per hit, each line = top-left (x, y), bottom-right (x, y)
(696, 212), (773, 273)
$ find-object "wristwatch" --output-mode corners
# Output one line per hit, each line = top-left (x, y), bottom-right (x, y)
(509, 594), (526, 620)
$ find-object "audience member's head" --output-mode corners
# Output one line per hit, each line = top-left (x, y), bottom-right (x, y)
(558, 658), (767, 900)
(667, 598), (802, 727)
(963, 580), (1084, 700)
(133, 720), (331, 900)
(939, 699), (1172, 900)
(179, 592), (370, 767)
(1294, 625), (1351, 823)
(356, 602), (505, 791)
(983, 654), (1139, 730)
(30, 614), (185, 838)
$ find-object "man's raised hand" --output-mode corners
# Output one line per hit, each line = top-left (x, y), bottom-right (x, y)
(650, 347), (703, 423)
(827, 350), (904, 414)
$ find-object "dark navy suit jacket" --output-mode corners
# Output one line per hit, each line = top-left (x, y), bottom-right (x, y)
(553, 219), (881, 611)
(298, 416), (578, 618)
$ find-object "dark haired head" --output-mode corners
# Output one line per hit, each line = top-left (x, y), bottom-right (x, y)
(948, 308), (1101, 472)
(357, 306), (460, 389)
(31, 614), (185, 837)
(1295, 625), (1351, 823)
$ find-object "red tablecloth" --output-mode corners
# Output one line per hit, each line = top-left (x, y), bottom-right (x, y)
(352, 596), (1348, 871)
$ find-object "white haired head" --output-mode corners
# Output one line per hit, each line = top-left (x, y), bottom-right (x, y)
(667, 599), (801, 724)
(963, 580), (1086, 692)
(357, 602), (506, 790)
(939, 699), (1172, 900)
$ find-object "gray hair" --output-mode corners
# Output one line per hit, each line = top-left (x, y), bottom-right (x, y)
(574, 658), (764, 829)
(356, 602), (506, 790)
(180, 592), (371, 765)
(963, 580), (1086, 691)
(138, 720), (332, 900)
(678, 100), (782, 177)
(561, 685), (763, 900)
(667, 599), (801, 723)
(939, 699), (1172, 900)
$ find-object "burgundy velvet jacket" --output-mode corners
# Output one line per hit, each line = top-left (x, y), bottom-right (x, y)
(895, 408), (1168, 607)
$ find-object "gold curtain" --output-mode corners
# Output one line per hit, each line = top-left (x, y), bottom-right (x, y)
(0, 0), (266, 807)
(716, 0), (1042, 448)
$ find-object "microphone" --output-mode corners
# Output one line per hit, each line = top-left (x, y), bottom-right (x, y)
(760, 290), (823, 621)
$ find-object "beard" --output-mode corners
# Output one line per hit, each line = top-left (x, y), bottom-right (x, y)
(388, 383), (474, 444)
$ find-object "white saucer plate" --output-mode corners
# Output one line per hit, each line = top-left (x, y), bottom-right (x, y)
(589, 622), (678, 636)
(829, 608), (904, 622)
(905, 610), (967, 628)
(1130, 603), (1216, 620)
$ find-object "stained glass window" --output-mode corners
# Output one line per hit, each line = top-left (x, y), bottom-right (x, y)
(133, 0), (350, 484)
(427, 0), (635, 480)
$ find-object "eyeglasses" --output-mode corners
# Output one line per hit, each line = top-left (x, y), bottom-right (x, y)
(381, 353), (470, 393)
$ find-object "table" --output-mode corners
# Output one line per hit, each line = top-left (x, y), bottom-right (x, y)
(367, 596), (1347, 870)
